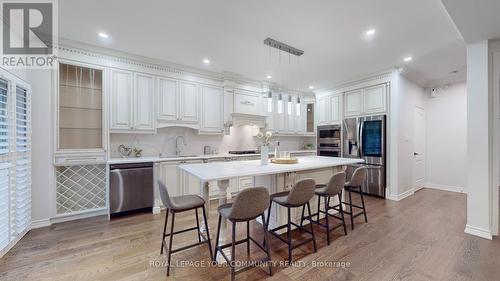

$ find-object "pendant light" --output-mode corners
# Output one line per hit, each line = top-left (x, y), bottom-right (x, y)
(277, 93), (283, 114)
(287, 95), (292, 115)
(296, 96), (301, 116)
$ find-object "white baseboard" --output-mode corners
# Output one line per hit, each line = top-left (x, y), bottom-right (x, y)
(152, 206), (162, 214)
(464, 224), (492, 240)
(424, 183), (466, 194)
(31, 218), (51, 229)
(386, 188), (415, 201)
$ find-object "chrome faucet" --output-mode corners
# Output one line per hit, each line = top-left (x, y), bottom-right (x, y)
(175, 136), (187, 155)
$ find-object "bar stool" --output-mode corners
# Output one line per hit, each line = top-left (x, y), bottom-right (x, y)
(343, 167), (368, 230)
(266, 178), (317, 263)
(214, 187), (272, 281)
(300, 172), (347, 245)
(157, 180), (213, 276)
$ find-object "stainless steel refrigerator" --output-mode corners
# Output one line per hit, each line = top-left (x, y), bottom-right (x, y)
(342, 115), (386, 198)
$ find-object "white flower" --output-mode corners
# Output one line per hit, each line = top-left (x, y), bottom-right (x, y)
(256, 132), (264, 138)
(265, 131), (273, 138)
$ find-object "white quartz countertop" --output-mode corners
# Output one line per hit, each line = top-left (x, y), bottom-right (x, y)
(107, 150), (317, 164)
(178, 156), (364, 181)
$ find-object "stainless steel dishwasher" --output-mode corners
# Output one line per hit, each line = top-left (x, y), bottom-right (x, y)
(109, 162), (154, 217)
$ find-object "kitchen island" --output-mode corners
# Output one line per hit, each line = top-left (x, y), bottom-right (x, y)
(178, 156), (364, 244)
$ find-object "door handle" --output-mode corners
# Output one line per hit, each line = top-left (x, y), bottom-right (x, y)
(414, 152), (419, 156)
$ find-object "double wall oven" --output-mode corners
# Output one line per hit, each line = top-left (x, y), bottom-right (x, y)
(317, 125), (341, 157)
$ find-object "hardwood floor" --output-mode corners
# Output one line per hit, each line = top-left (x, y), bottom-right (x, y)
(1, 188), (500, 281)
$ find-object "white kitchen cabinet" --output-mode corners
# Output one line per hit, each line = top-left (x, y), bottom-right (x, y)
(317, 95), (330, 125)
(179, 81), (199, 123)
(286, 95), (296, 133)
(110, 69), (133, 130)
(344, 89), (363, 117)
(363, 84), (386, 114)
(159, 162), (182, 197)
(295, 98), (306, 134)
(200, 84), (223, 133)
(133, 73), (155, 131)
(109, 69), (155, 133)
(330, 94), (342, 124)
(157, 77), (179, 122)
(234, 89), (263, 116)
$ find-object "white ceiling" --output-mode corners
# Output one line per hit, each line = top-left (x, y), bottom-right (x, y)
(58, 0), (466, 90)
(442, 0), (500, 44)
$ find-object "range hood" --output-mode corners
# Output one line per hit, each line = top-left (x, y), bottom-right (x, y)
(228, 113), (267, 128)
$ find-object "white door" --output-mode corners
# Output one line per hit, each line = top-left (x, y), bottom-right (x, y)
(344, 89), (363, 117)
(110, 69), (133, 130)
(413, 106), (426, 190)
(158, 77), (179, 122)
(200, 85), (223, 132)
(134, 73), (155, 131)
(179, 81), (199, 123)
(364, 84), (386, 114)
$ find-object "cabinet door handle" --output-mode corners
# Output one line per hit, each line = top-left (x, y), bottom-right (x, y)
(241, 100), (255, 106)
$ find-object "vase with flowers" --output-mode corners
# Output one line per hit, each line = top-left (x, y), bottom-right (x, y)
(256, 130), (273, 165)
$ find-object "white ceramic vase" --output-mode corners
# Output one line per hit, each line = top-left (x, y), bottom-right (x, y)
(260, 146), (269, 165)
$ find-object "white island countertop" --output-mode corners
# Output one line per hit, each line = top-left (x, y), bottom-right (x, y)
(178, 156), (364, 181)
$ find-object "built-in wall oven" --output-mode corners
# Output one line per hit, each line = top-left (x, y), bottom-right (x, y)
(317, 125), (341, 157)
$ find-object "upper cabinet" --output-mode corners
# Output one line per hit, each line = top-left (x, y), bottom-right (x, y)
(55, 62), (107, 165)
(157, 77), (179, 122)
(233, 89), (263, 116)
(344, 84), (387, 117)
(179, 81), (199, 123)
(317, 93), (342, 125)
(109, 69), (155, 133)
(200, 84), (224, 133)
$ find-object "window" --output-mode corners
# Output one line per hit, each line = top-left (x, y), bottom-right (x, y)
(0, 72), (31, 257)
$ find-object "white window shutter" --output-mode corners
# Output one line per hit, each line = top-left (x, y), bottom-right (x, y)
(0, 165), (9, 250)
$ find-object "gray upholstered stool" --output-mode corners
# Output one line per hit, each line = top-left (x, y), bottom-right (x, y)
(343, 167), (368, 230)
(300, 172), (347, 245)
(214, 187), (272, 281)
(266, 178), (317, 263)
(157, 180), (213, 276)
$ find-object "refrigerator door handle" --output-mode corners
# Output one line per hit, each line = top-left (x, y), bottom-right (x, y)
(358, 120), (364, 158)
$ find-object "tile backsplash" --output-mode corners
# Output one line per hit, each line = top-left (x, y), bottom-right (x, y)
(110, 126), (315, 158)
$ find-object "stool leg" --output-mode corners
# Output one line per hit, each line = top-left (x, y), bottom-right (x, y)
(195, 207), (201, 242)
(307, 202), (317, 252)
(230, 221), (236, 281)
(264, 201), (272, 247)
(166, 210), (175, 276)
(338, 194), (347, 235)
(324, 196), (330, 245)
(349, 188), (354, 230)
(202, 205), (214, 261)
(287, 207), (292, 264)
(299, 205), (305, 229)
(213, 214), (222, 261)
(160, 209), (169, 254)
(261, 214), (273, 276)
(359, 187), (368, 223)
(316, 195), (321, 222)
(246, 220), (250, 255)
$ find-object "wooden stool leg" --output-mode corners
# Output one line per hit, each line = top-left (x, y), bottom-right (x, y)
(359, 187), (368, 223)
(307, 202), (317, 252)
(213, 214), (222, 261)
(160, 209), (169, 254)
(261, 214), (273, 276)
(166, 211), (175, 276)
(202, 206), (214, 261)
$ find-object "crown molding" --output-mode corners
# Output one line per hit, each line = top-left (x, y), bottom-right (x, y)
(315, 67), (397, 94)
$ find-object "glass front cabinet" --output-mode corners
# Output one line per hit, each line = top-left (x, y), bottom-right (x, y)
(54, 62), (107, 165)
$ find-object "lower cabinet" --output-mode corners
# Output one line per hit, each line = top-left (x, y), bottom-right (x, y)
(158, 160), (202, 198)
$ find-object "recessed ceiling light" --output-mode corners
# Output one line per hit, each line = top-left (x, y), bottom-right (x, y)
(365, 29), (376, 36)
(98, 32), (109, 38)
(266, 75), (272, 79)
(404, 56), (413, 62)
(202, 58), (210, 65)
(308, 85), (314, 90)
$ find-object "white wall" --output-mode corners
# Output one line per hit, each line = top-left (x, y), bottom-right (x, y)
(396, 75), (426, 196)
(425, 83), (467, 192)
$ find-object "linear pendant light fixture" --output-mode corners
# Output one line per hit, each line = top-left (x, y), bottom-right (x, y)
(264, 38), (304, 56)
